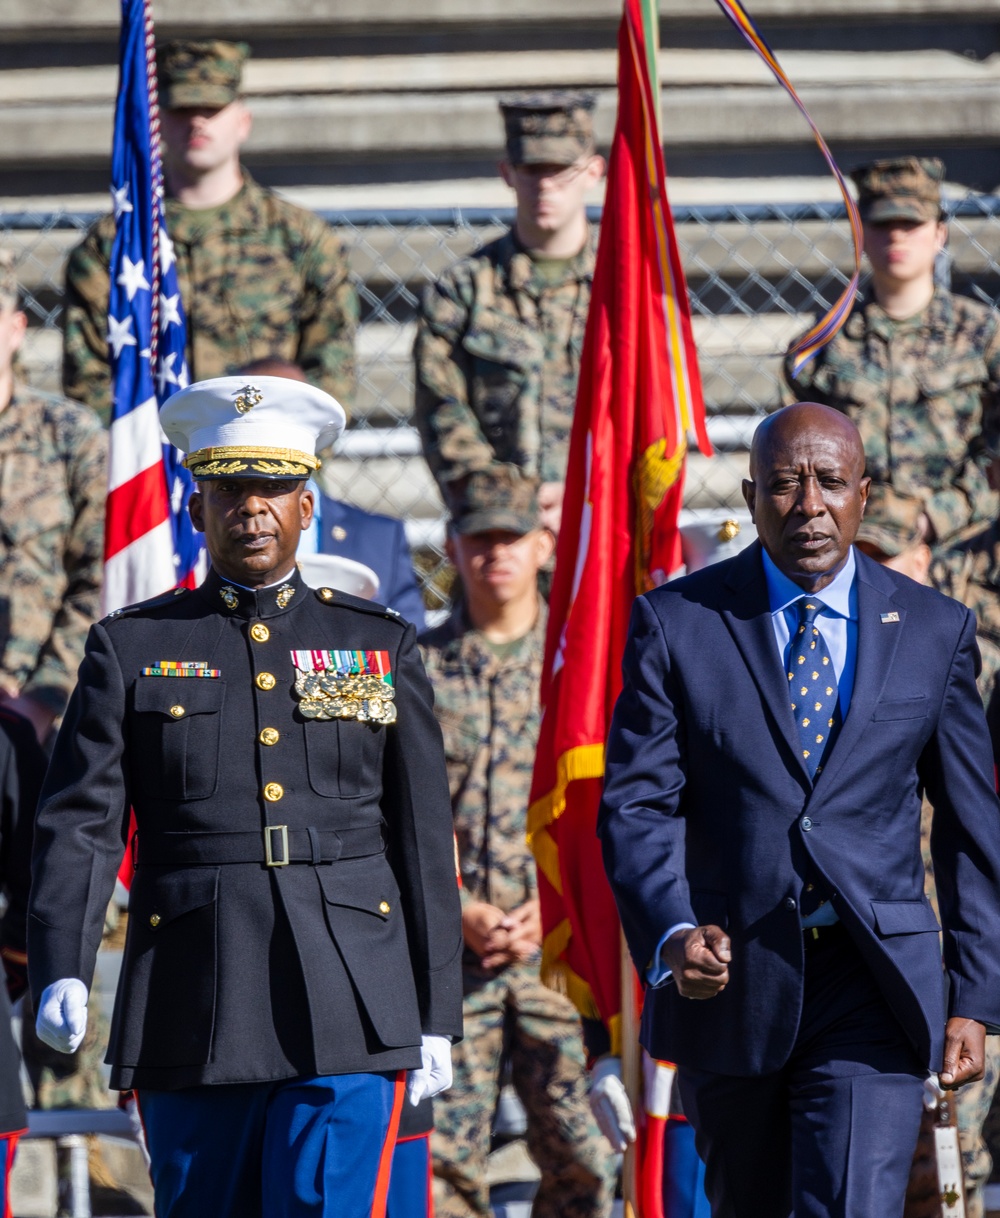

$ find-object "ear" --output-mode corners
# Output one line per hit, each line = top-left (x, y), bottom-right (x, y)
(535, 527), (556, 567)
(858, 476), (871, 512)
(236, 101), (252, 146)
(299, 485), (314, 532)
(188, 489), (205, 534)
(10, 310), (27, 352)
(444, 532), (457, 566)
(741, 479), (756, 521)
(499, 160), (516, 189)
(584, 154), (606, 188)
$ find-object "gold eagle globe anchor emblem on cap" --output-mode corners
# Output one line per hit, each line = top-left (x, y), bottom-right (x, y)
(233, 383), (264, 414)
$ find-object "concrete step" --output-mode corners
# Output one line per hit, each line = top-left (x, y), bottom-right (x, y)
(4, 0), (996, 40)
(4, 48), (999, 106)
(4, 53), (1000, 168)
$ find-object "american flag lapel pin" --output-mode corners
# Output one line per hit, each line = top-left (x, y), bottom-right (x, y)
(880, 612), (900, 624)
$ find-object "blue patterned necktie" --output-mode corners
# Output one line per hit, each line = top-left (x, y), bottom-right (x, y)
(787, 597), (839, 780)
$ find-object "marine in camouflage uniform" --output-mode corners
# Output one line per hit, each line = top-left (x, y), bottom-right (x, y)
(63, 40), (357, 426)
(856, 489), (1000, 1218)
(0, 252), (106, 727)
(785, 157), (1000, 546)
(414, 93), (600, 499)
(420, 470), (614, 1218)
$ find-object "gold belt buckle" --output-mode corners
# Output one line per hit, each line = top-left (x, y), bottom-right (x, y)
(265, 824), (289, 867)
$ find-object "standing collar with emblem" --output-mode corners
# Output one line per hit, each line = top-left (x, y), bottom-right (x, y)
(197, 564), (305, 620)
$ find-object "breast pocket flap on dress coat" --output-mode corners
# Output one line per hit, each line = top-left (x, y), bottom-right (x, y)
(135, 868), (219, 928)
(134, 680), (225, 716)
(689, 889), (729, 931)
(317, 862), (398, 921)
(870, 899), (940, 936)
(872, 697), (927, 721)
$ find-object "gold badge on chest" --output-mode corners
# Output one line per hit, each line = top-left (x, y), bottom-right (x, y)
(290, 649), (396, 725)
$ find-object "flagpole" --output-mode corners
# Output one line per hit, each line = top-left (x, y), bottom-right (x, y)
(620, 929), (641, 1215)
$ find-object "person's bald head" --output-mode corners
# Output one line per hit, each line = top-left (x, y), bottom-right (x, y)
(743, 402), (870, 591)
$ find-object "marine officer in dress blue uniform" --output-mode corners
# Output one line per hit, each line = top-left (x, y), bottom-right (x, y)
(27, 376), (463, 1218)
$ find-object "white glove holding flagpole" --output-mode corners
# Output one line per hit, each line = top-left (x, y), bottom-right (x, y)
(590, 1055), (637, 1152)
(407, 1034), (453, 1106)
(36, 978), (89, 1054)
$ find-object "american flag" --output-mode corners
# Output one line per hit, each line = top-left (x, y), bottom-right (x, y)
(104, 0), (203, 613)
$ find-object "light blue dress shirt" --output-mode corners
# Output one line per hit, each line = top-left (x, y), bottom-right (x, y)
(646, 547), (860, 985)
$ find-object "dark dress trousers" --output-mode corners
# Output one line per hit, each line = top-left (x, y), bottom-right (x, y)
(319, 496), (427, 630)
(28, 567), (463, 1092)
(0, 709), (44, 1134)
(598, 542), (1000, 1216)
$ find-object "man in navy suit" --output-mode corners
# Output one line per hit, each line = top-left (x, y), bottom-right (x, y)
(598, 402), (1000, 1218)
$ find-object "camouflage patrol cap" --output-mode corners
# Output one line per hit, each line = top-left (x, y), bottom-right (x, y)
(0, 250), (17, 309)
(850, 157), (945, 225)
(451, 468), (540, 536)
(855, 485), (925, 556)
(499, 91), (596, 166)
(156, 40), (249, 110)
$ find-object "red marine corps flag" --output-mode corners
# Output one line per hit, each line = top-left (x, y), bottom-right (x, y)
(526, 0), (711, 1210)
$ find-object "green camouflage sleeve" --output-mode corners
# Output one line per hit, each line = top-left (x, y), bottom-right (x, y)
(296, 223), (358, 412)
(62, 225), (114, 428)
(22, 417), (107, 716)
(414, 276), (498, 488)
(924, 322), (1000, 542)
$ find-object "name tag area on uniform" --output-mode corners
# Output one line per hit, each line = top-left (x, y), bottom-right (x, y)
(140, 661), (221, 678)
(291, 649), (396, 724)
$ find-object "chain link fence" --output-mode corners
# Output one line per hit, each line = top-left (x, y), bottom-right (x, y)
(3, 193), (1000, 612)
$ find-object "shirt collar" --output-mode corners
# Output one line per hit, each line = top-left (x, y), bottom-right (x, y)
(761, 546), (857, 620)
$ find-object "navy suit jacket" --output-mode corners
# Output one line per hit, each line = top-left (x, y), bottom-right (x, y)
(319, 497), (426, 630)
(598, 542), (1000, 1077)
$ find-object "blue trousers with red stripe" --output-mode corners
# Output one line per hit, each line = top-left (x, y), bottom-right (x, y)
(387, 1133), (432, 1217)
(137, 1072), (404, 1218)
(0, 1135), (17, 1218)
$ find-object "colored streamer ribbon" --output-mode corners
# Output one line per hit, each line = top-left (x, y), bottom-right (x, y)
(714, 0), (863, 374)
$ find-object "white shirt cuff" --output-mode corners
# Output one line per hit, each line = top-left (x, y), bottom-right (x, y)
(646, 922), (697, 988)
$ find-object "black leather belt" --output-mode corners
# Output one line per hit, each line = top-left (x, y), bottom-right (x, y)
(134, 823), (384, 868)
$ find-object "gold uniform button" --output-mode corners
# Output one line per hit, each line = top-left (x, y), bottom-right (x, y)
(256, 672), (276, 691)
(378, 900), (391, 915)
(319, 587), (334, 601)
(149, 914), (161, 929)
(169, 705), (185, 719)
(250, 623), (270, 643)
(259, 727), (280, 746)
(263, 782), (284, 802)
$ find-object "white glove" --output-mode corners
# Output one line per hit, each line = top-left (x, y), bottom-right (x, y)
(407, 1034), (453, 1107)
(589, 1055), (637, 1152)
(36, 978), (89, 1054)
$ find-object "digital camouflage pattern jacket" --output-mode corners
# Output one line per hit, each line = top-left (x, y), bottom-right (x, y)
(0, 385), (105, 716)
(62, 173), (357, 424)
(785, 286), (1000, 544)
(931, 517), (1000, 704)
(419, 602), (546, 916)
(414, 228), (595, 492)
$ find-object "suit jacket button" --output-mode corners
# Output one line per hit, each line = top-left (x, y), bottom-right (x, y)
(259, 727), (280, 746)
(801, 817), (813, 831)
(169, 704), (185, 719)
(263, 782), (284, 802)
(785, 897), (797, 910)
(149, 914), (161, 928)
(256, 672), (276, 691)
(379, 901), (391, 914)
(250, 623), (270, 643)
